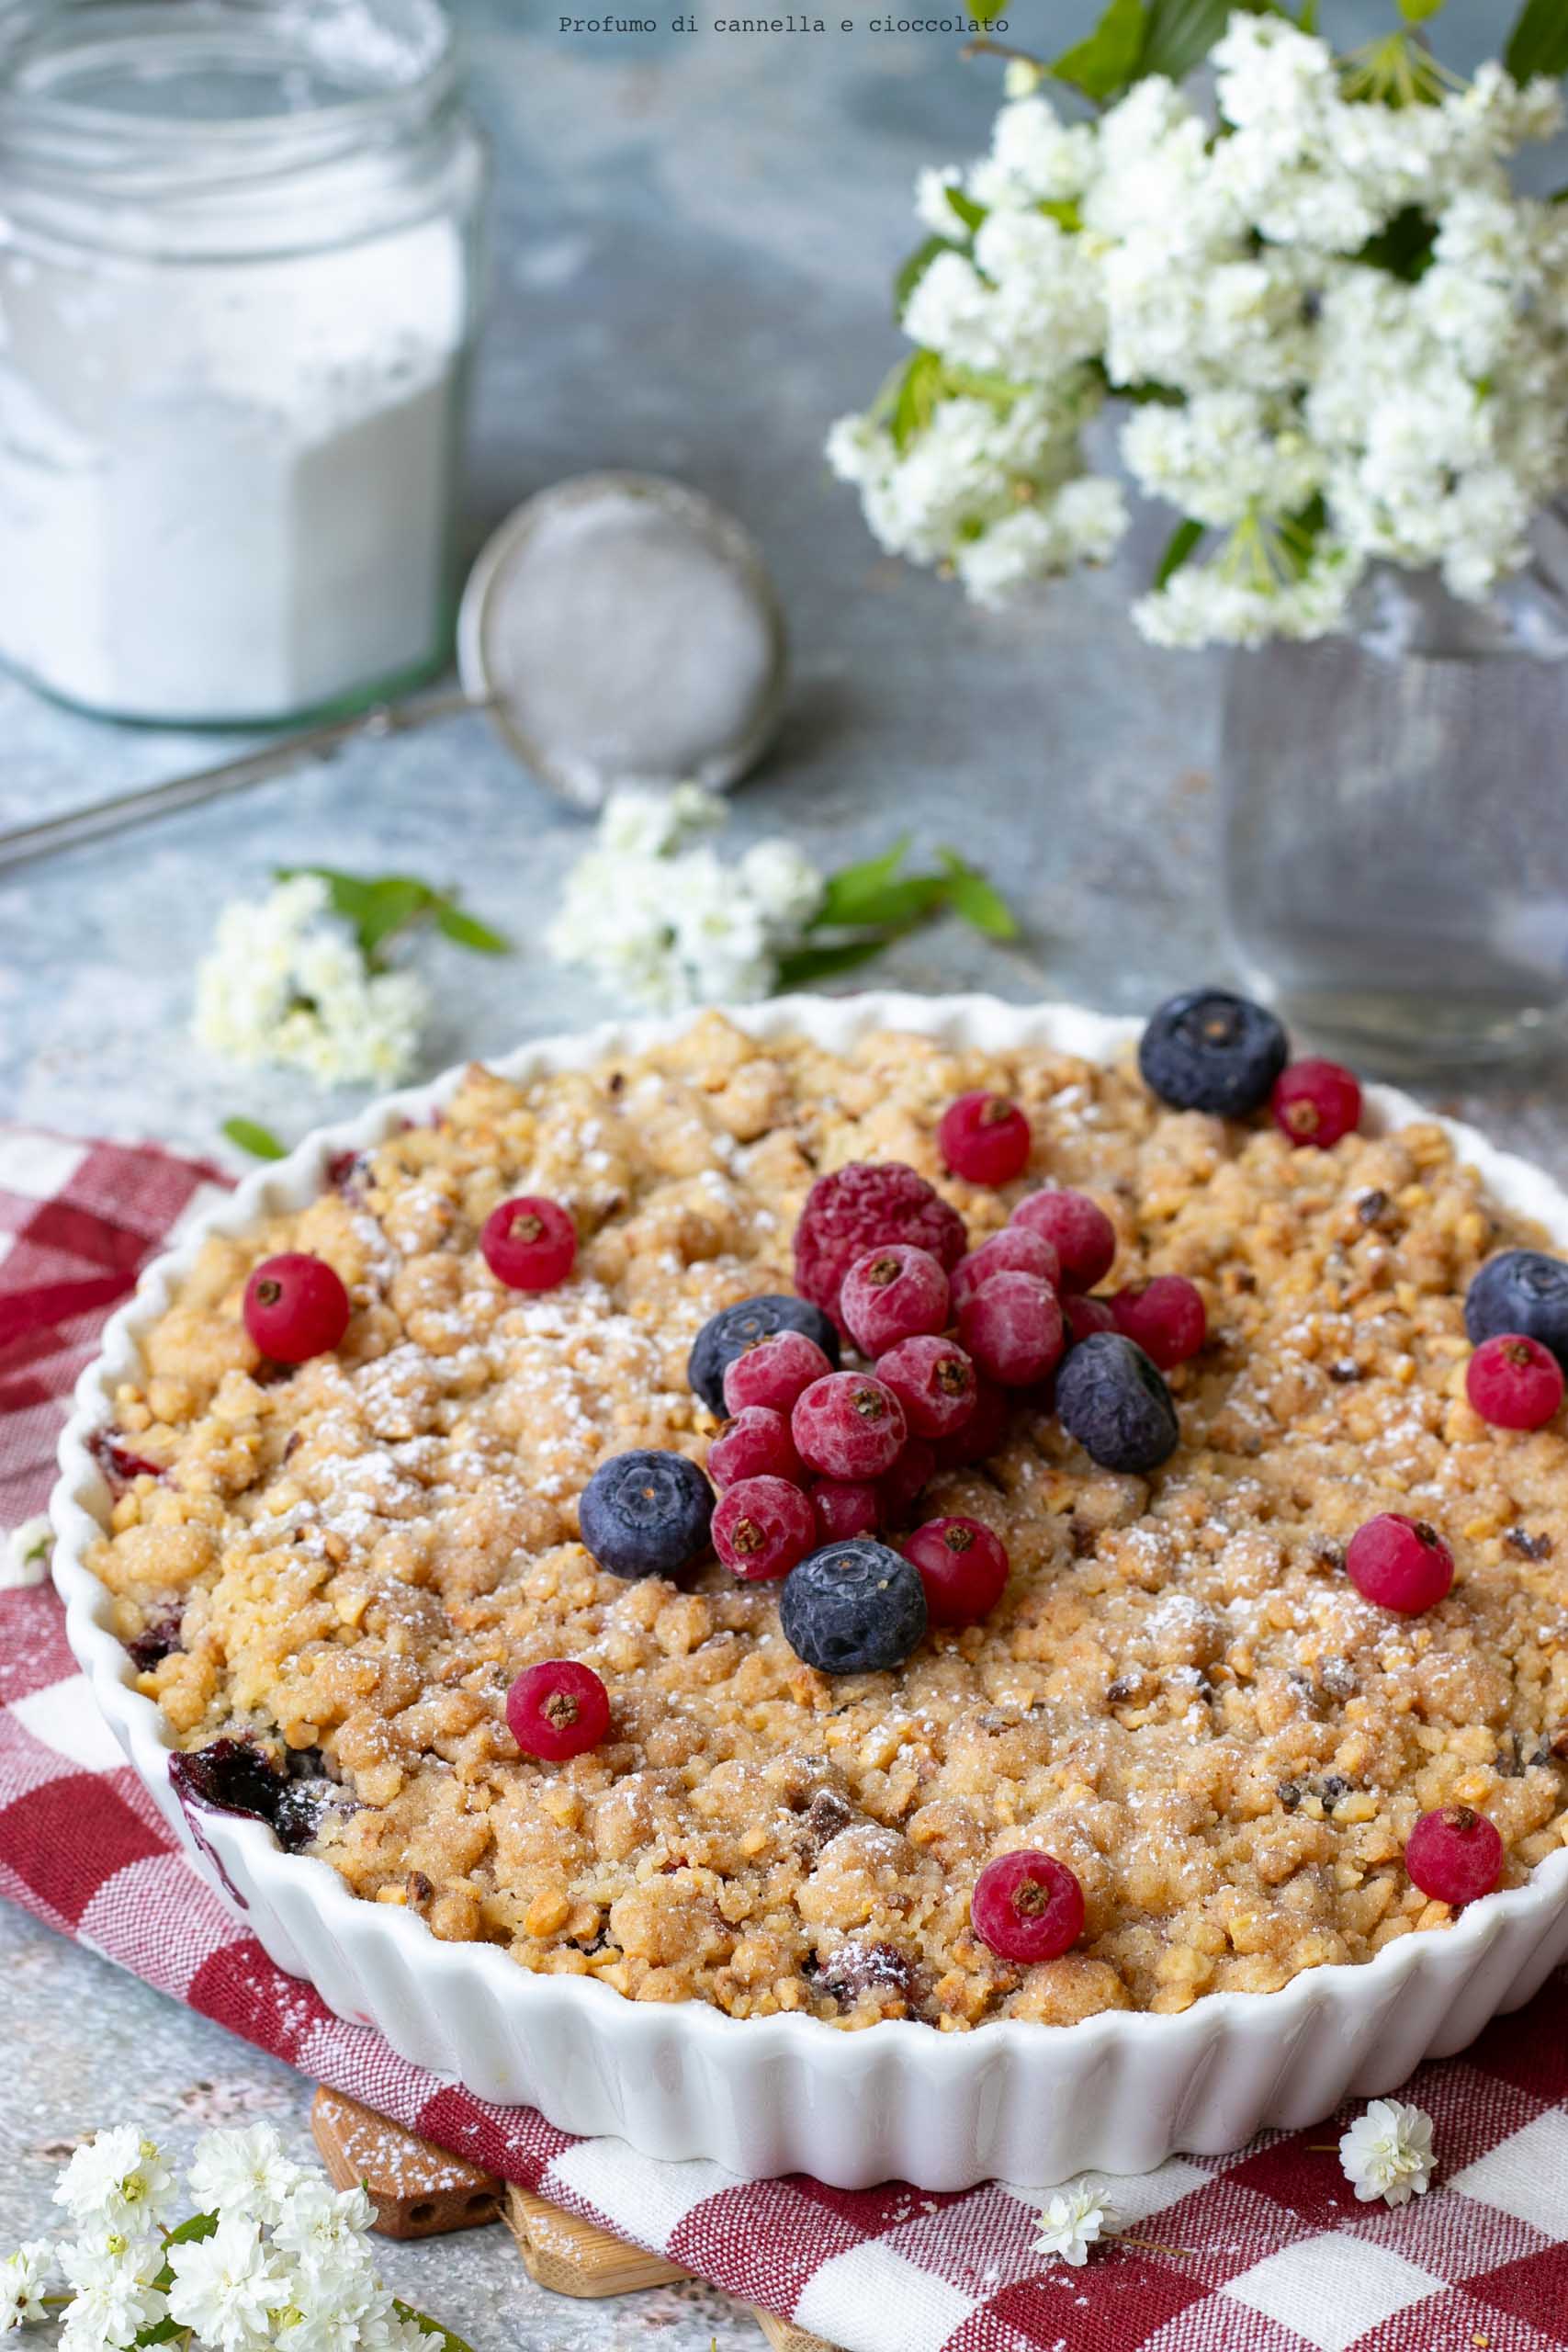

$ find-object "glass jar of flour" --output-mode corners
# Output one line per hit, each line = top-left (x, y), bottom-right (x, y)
(0, 0), (486, 724)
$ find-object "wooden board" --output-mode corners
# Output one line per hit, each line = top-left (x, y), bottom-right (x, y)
(751, 2311), (844, 2352)
(502, 2183), (691, 2298)
(310, 2086), (502, 2240)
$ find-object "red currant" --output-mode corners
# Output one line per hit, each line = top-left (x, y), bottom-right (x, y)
(1346, 1513), (1454, 1614)
(1110, 1274), (1207, 1371)
(481, 1196), (577, 1291)
(951, 1227), (1061, 1312)
(878, 1437), (937, 1525)
(243, 1253), (351, 1363)
(1010, 1191), (1116, 1290)
(792, 1372), (908, 1480)
(722, 1329), (833, 1419)
(938, 1091), (1032, 1187)
(970, 1849), (1084, 1963)
(931, 1377), (1010, 1469)
(905, 1516), (1009, 1626)
(874, 1334), (978, 1439)
(506, 1660), (610, 1762)
(1064, 1293), (1117, 1344)
(707, 1407), (803, 1488)
(1466, 1333), (1565, 1431)
(712, 1476), (817, 1581)
(810, 1479), (882, 1541)
(1405, 1804), (1503, 1907)
(1270, 1059), (1362, 1149)
(839, 1244), (950, 1358)
(957, 1272), (1065, 1388)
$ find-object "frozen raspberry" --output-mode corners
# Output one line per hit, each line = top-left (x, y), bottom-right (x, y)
(793, 1372), (908, 1480)
(1271, 1058), (1362, 1149)
(1064, 1293), (1117, 1345)
(480, 1195), (577, 1291)
(970, 1850), (1084, 1963)
(1405, 1804), (1503, 1907)
(951, 1227), (1061, 1313)
(879, 1437), (937, 1524)
(794, 1161), (966, 1326)
(905, 1516), (1009, 1626)
(506, 1661), (611, 1762)
(1010, 1190), (1116, 1290)
(840, 1244), (950, 1357)
(1110, 1275), (1206, 1371)
(708, 1407), (803, 1488)
(713, 1476), (817, 1582)
(243, 1253), (351, 1363)
(722, 1329), (833, 1419)
(1346, 1513), (1453, 1614)
(1466, 1333), (1565, 1431)
(810, 1479), (882, 1542)
(957, 1272), (1065, 1388)
(938, 1091), (1032, 1187)
(874, 1334), (978, 1439)
(931, 1377), (1011, 1469)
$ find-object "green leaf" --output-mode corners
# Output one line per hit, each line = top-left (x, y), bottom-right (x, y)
(936, 850), (1019, 940)
(1138, 0), (1303, 81)
(1277, 491), (1328, 578)
(1051, 0), (1147, 101)
(220, 1116), (288, 1160)
(775, 936), (896, 989)
(888, 348), (946, 453)
(1397, 0), (1444, 21)
(894, 234), (958, 321)
(434, 904), (510, 955)
(1355, 205), (1438, 280)
(1038, 197), (1083, 232)
(392, 2300), (478, 2352)
(945, 184), (987, 234)
(965, 0), (1010, 20)
(1506, 0), (1568, 82)
(817, 835), (913, 922)
(1155, 518), (1207, 589)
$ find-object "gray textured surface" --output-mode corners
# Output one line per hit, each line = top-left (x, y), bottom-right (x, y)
(1, 6), (1565, 2345)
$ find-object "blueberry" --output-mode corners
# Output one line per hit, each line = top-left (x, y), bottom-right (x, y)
(779, 1539), (928, 1675)
(1138, 989), (1288, 1117)
(687, 1294), (840, 1414)
(1466, 1250), (1568, 1371)
(1056, 1333), (1179, 1474)
(579, 1448), (714, 1579)
(168, 1736), (352, 1853)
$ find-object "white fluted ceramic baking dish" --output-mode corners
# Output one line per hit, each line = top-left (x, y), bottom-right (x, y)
(50, 993), (1568, 2189)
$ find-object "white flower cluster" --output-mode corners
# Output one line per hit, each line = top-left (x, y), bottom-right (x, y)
(194, 876), (428, 1090)
(829, 15), (1568, 646)
(5, 2124), (436, 2350)
(547, 783), (825, 1009)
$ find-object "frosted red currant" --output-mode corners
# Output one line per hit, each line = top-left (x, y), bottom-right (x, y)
(1010, 1190), (1116, 1290)
(1466, 1333), (1565, 1431)
(1405, 1805), (1503, 1907)
(707, 1407), (803, 1489)
(243, 1253), (351, 1363)
(839, 1244), (950, 1357)
(957, 1272), (1065, 1388)
(1346, 1513), (1453, 1614)
(506, 1660), (610, 1762)
(878, 1437), (937, 1524)
(1064, 1293), (1117, 1345)
(970, 1849), (1084, 1963)
(931, 1377), (1010, 1468)
(810, 1479), (882, 1541)
(792, 1372), (908, 1480)
(951, 1227), (1061, 1312)
(481, 1195), (577, 1291)
(1271, 1059), (1362, 1149)
(874, 1334), (978, 1439)
(906, 1516), (1009, 1627)
(722, 1329), (833, 1419)
(1110, 1274), (1207, 1371)
(938, 1091), (1032, 1187)
(712, 1476), (817, 1581)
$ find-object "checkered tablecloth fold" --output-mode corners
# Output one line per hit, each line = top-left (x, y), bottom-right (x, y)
(2, 1124), (1564, 2352)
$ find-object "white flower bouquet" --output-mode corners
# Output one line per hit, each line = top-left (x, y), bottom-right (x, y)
(829, 2), (1568, 647)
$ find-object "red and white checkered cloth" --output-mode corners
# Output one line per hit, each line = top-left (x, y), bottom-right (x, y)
(3, 1124), (1566, 2352)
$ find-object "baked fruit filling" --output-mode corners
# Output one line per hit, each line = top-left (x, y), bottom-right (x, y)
(89, 1001), (1568, 2029)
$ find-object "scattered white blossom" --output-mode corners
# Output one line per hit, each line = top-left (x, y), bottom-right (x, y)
(830, 12), (1568, 646)
(53, 2131), (175, 2235)
(1, 1517), (51, 1590)
(194, 876), (428, 1089)
(547, 785), (825, 1009)
(0, 2242), (51, 2332)
(1034, 2178), (1111, 2267)
(1338, 2099), (1438, 2207)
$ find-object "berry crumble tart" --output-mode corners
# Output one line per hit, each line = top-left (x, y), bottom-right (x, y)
(87, 995), (1568, 2030)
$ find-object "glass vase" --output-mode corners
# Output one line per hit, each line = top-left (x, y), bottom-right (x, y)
(1220, 548), (1568, 1074)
